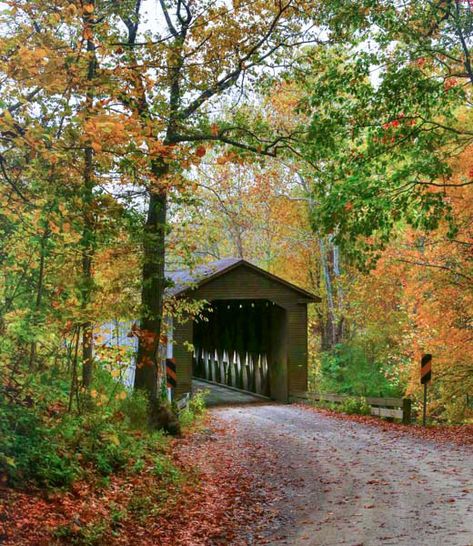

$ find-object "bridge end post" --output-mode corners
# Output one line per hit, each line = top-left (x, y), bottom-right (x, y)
(402, 398), (412, 425)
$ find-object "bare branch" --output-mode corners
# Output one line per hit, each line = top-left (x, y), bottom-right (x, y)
(395, 258), (472, 281)
(159, 0), (179, 38)
(0, 155), (29, 203)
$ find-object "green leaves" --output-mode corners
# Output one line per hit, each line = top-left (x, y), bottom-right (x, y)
(294, 3), (471, 266)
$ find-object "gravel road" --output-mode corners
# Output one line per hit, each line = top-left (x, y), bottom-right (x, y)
(213, 404), (473, 546)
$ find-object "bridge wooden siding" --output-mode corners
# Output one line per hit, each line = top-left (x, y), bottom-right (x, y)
(170, 259), (319, 402)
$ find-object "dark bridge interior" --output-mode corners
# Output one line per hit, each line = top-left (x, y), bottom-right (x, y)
(192, 299), (287, 399)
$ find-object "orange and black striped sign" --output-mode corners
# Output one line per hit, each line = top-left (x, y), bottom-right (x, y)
(421, 354), (432, 384)
(166, 358), (177, 389)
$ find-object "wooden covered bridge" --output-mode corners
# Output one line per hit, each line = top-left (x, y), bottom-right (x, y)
(167, 258), (319, 403)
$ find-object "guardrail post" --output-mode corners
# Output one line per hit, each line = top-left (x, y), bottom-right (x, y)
(402, 398), (412, 425)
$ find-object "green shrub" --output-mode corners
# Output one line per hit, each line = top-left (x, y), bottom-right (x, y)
(189, 390), (207, 415)
(0, 368), (169, 488)
(127, 492), (154, 519)
(316, 344), (405, 398)
(118, 390), (149, 430)
(0, 401), (80, 488)
(178, 390), (207, 429)
(153, 454), (182, 484)
(53, 519), (108, 545)
(340, 396), (371, 415)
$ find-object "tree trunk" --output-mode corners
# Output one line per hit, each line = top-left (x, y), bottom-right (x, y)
(81, 21), (97, 388)
(81, 146), (95, 387)
(319, 236), (345, 350)
(134, 160), (168, 403)
(29, 225), (48, 370)
(319, 237), (336, 350)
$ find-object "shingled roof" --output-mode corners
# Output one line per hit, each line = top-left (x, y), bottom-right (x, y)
(165, 258), (319, 301)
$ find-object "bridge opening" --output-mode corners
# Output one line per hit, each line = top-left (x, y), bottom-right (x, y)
(192, 299), (287, 399)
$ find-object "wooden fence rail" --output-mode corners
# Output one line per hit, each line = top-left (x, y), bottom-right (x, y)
(293, 392), (412, 424)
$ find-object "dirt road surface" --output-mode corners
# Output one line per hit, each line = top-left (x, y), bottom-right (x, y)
(213, 404), (473, 546)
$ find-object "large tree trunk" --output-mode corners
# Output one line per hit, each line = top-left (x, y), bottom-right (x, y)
(134, 161), (168, 403)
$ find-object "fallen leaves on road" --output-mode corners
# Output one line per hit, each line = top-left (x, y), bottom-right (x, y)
(2, 406), (471, 545)
(297, 404), (473, 447)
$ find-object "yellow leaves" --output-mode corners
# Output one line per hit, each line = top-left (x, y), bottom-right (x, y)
(5, 43), (67, 92)
(65, 3), (78, 17)
(34, 48), (50, 64)
(106, 432), (120, 446)
(1, 110), (14, 125)
(148, 141), (174, 158)
(4, 456), (16, 468)
(111, 369), (120, 378)
(0, 454), (16, 468)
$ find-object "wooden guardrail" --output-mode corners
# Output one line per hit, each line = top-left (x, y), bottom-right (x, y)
(293, 392), (412, 424)
(176, 392), (191, 412)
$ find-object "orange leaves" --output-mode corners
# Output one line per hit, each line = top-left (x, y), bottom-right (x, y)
(216, 151), (239, 165)
(91, 141), (102, 153)
(4, 42), (67, 92)
(82, 26), (93, 41)
(83, 113), (127, 150)
(48, 221), (61, 235)
(148, 140), (174, 159)
(444, 77), (458, 91)
(354, 146), (473, 411)
(131, 325), (158, 354)
(301, 405), (473, 447)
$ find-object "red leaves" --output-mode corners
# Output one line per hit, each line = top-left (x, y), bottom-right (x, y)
(0, 419), (275, 545)
(444, 78), (458, 91)
(297, 404), (473, 447)
(195, 146), (206, 158)
(383, 119), (400, 129)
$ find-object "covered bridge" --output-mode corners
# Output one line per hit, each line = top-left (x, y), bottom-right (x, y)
(167, 258), (319, 403)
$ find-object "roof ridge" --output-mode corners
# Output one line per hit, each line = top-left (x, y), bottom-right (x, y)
(165, 257), (319, 301)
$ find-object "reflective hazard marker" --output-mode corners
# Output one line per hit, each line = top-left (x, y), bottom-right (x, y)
(166, 358), (177, 389)
(420, 354), (432, 426)
(421, 354), (432, 384)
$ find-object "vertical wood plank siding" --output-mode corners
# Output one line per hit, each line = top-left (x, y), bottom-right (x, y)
(173, 264), (313, 400)
(174, 320), (193, 396)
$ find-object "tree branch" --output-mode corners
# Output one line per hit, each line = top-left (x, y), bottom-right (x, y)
(395, 258), (472, 281)
(0, 155), (29, 203)
(179, 1), (294, 120)
(159, 0), (179, 38)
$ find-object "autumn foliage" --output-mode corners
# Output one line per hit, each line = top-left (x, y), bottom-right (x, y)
(0, 0), (472, 544)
